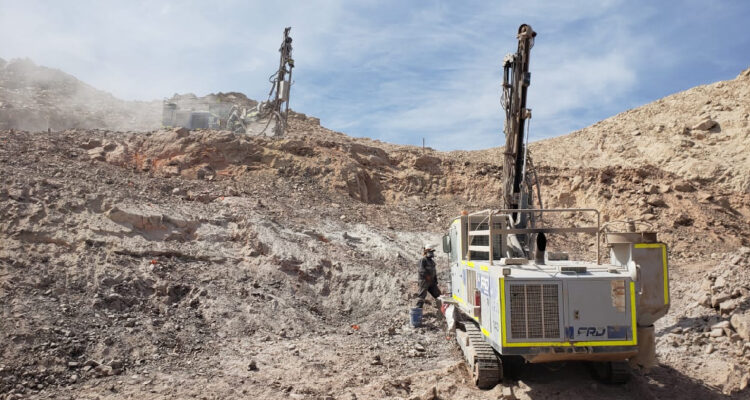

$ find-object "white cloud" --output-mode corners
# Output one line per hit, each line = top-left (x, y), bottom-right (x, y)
(293, 1), (654, 149)
(1, 0), (747, 150)
(0, 0), (348, 100)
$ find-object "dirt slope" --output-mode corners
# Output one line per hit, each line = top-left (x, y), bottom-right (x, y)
(1, 64), (750, 399)
(532, 67), (750, 194)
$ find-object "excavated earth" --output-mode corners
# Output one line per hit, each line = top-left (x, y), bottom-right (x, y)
(1, 62), (750, 399)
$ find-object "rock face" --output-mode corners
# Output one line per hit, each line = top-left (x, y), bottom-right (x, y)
(528, 69), (750, 194)
(59, 118), (749, 261)
(655, 248), (750, 394)
(2, 63), (750, 399)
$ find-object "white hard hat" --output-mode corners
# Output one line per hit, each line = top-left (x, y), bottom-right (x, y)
(424, 244), (437, 250)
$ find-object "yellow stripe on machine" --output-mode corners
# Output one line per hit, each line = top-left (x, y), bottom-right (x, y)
(499, 278), (638, 347)
(481, 326), (490, 337)
(634, 243), (669, 304)
(629, 280), (638, 344)
(500, 278), (508, 344)
(480, 265), (489, 271)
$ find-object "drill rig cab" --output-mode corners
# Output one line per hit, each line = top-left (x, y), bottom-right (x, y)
(442, 24), (670, 388)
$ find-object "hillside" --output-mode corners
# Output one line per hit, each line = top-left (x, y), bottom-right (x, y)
(1, 63), (750, 399)
(532, 67), (750, 193)
(0, 58), (161, 131)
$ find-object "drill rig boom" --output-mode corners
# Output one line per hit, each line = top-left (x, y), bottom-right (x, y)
(502, 24), (536, 218)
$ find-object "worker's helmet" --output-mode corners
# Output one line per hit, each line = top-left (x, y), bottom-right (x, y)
(423, 244), (437, 255)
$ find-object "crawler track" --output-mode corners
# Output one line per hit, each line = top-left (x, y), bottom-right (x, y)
(457, 322), (502, 389)
(590, 361), (631, 384)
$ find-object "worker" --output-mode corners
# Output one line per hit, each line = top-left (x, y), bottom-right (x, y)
(416, 244), (441, 308)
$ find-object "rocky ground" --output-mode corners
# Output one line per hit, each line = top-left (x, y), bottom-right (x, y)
(1, 63), (750, 399)
(656, 248), (750, 396)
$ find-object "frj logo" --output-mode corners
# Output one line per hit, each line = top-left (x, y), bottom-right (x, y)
(479, 275), (490, 297)
(577, 327), (606, 337)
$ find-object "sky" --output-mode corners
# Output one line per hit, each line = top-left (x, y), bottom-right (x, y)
(1, 0), (749, 150)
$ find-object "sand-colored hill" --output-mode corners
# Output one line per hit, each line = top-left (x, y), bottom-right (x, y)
(1, 63), (750, 398)
(532, 67), (750, 193)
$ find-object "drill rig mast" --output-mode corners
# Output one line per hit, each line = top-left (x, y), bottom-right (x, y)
(265, 27), (294, 136)
(501, 24), (538, 242)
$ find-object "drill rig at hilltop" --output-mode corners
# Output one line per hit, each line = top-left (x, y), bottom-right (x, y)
(162, 27), (294, 136)
(440, 24), (670, 388)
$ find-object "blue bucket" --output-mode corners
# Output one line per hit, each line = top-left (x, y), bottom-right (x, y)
(410, 307), (423, 327)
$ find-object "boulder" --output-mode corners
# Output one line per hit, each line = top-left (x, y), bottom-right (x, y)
(720, 298), (740, 313)
(712, 320), (731, 330)
(692, 118), (717, 131)
(723, 364), (750, 395)
(94, 364), (113, 377)
(731, 312), (750, 340)
(711, 292), (731, 308)
(646, 196), (667, 207)
(710, 328), (724, 337)
(698, 293), (712, 307)
(673, 180), (696, 192)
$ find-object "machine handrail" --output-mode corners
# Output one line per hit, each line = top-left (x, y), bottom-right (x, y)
(465, 208), (602, 265)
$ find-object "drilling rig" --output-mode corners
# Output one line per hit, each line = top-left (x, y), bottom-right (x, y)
(225, 26), (294, 136)
(441, 24), (670, 388)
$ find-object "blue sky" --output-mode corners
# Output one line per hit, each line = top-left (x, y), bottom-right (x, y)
(1, 0), (749, 150)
